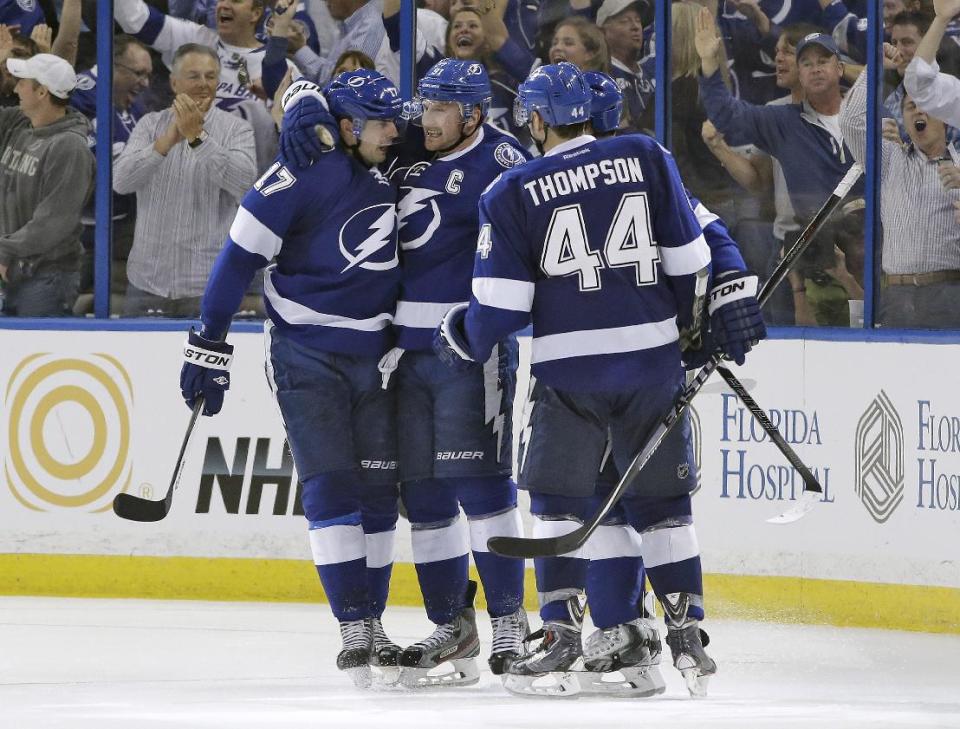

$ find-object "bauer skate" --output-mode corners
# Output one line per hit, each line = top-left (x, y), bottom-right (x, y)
(580, 619), (666, 698)
(662, 592), (717, 697)
(399, 581), (481, 688)
(337, 619), (373, 689)
(488, 608), (530, 676)
(368, 616), (402, 686)
(503, 596), (585, 697)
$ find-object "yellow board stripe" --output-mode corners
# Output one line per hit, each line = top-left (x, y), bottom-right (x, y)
(2, 554), (958, 634)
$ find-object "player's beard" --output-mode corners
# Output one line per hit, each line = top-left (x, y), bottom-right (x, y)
(430, 119), (480, 157)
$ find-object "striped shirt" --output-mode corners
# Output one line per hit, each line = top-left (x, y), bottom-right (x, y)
(295, 0), (387, 83)
(113, 106), (258, 298)
(841, 72), (960, 275)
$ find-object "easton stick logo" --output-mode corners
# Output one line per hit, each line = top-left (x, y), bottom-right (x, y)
(5, 354), (134, 512)
(854, 391), (904, 523)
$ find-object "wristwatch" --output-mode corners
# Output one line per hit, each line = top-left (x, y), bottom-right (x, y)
(188, 130), (209, 148)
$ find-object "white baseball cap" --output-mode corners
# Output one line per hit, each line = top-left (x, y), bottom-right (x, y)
(6, 53), (77, 99)
(596, 0), (647, 27)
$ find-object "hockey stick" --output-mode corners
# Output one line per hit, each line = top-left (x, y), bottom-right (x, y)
(716, 366), (821, 523)
(489, 163), (863, 558)
(112, 396), (204, 522)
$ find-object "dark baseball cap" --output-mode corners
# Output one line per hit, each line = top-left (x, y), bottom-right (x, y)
(795, 33), (840, 60)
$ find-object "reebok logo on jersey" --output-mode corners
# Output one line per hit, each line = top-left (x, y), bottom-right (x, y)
(339, 203), (399, 272)
(435, 451), (484, 461)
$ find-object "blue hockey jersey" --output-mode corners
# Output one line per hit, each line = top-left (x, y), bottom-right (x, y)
(461, 134), (712, 393)
(0, 0), (43, 36)
(201, 151), (400, 356)
(394, 123), (530, 350)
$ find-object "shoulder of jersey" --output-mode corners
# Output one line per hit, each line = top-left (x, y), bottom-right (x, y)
(481, 127), (529, 170)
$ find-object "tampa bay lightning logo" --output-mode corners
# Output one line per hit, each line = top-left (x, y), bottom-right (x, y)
(17, 0), (37, 10)
(397, 186), (443, 251)
(338, 204), (399, 272)
(494, 142), (524, 169)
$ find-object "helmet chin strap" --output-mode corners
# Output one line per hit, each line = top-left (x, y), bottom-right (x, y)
(344, 135), (376, 169)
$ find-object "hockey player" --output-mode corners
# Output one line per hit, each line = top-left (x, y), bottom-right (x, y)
(556, 71), (762, 697)
(380, 58), (532, 688)
(499, 71), (763, 699)
(434, 63), (763, 698)
(179, 69), (407, 689)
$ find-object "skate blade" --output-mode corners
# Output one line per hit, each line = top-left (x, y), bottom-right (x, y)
(399, 658), (480, 689)
(502, 671), (581, 698)
(343, 664), (373, 689)
(576, 666), (666, 698)
(370, 665), (402, 689)
(680, 667), (711, 698)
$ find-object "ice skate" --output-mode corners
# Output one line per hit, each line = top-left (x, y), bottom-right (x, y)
(488, 608), (530, 676)
(399, 581), (481, 688)
(368, 616), (402, 686)
(580, 619), (666, 698)
(661, 592), (717, 697)
(337, 619), (373, 689)
(503, 596), (585, 697)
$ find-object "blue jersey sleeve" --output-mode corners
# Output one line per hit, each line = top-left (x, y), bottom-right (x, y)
(200, 158), (320, 337)
(647, 144), (712, 331)
(463, 175), (535, 361)
(687, 193), (746, 274)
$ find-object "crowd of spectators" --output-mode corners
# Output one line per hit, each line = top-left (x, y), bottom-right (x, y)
(1, 0), (959, 330)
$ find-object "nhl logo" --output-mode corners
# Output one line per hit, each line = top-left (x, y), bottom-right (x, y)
(854, 391), (904, 523)
(677, 463), (690, 480)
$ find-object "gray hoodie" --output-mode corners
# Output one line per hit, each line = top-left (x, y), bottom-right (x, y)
(0, 106), (94, 270)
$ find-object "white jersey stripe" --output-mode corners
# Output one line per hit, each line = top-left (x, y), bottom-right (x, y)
(531, 318), (679, 364)
(230, 206), (283, 260)
(587, 524), (644, 560)
(365, 529), (396, 569)
(659, 233), (711, 276)
(309, 523), (365, 565)
(394, 300), (466, 328)
(693, 202), (719, 229)
(264, 269), (392, 331)
(472, 277), (536, 312)
(411, 517), (469, 564)
(640, 524), (700, 568)
(468, 508), (523, 554)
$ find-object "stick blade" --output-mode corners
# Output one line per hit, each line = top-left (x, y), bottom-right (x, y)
(766, 490), (820, 525)
(488, 529), (588, 559)
(112, 492), (171, 523)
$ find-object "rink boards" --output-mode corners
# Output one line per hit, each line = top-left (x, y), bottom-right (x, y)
(1, 327), (958, 633)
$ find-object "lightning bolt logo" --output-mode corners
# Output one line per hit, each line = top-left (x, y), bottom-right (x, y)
(482, 348), (506, 460)
(518, 375), (536, 474)
(338, 204), (399, 272)
(397, 186), (443, 251)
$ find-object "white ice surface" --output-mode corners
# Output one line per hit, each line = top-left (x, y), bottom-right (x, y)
(2, 597), (959, 729)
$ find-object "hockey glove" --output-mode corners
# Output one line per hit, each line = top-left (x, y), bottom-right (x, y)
(279, 80), (338, 169)
(680, 323), (716, 370)
(707, 271), (766, 366)
(433, 303), (476, 372)
(180, 328), (234, 416)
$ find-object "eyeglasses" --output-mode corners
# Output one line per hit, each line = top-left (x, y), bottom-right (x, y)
(116, 63), (151, 81)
